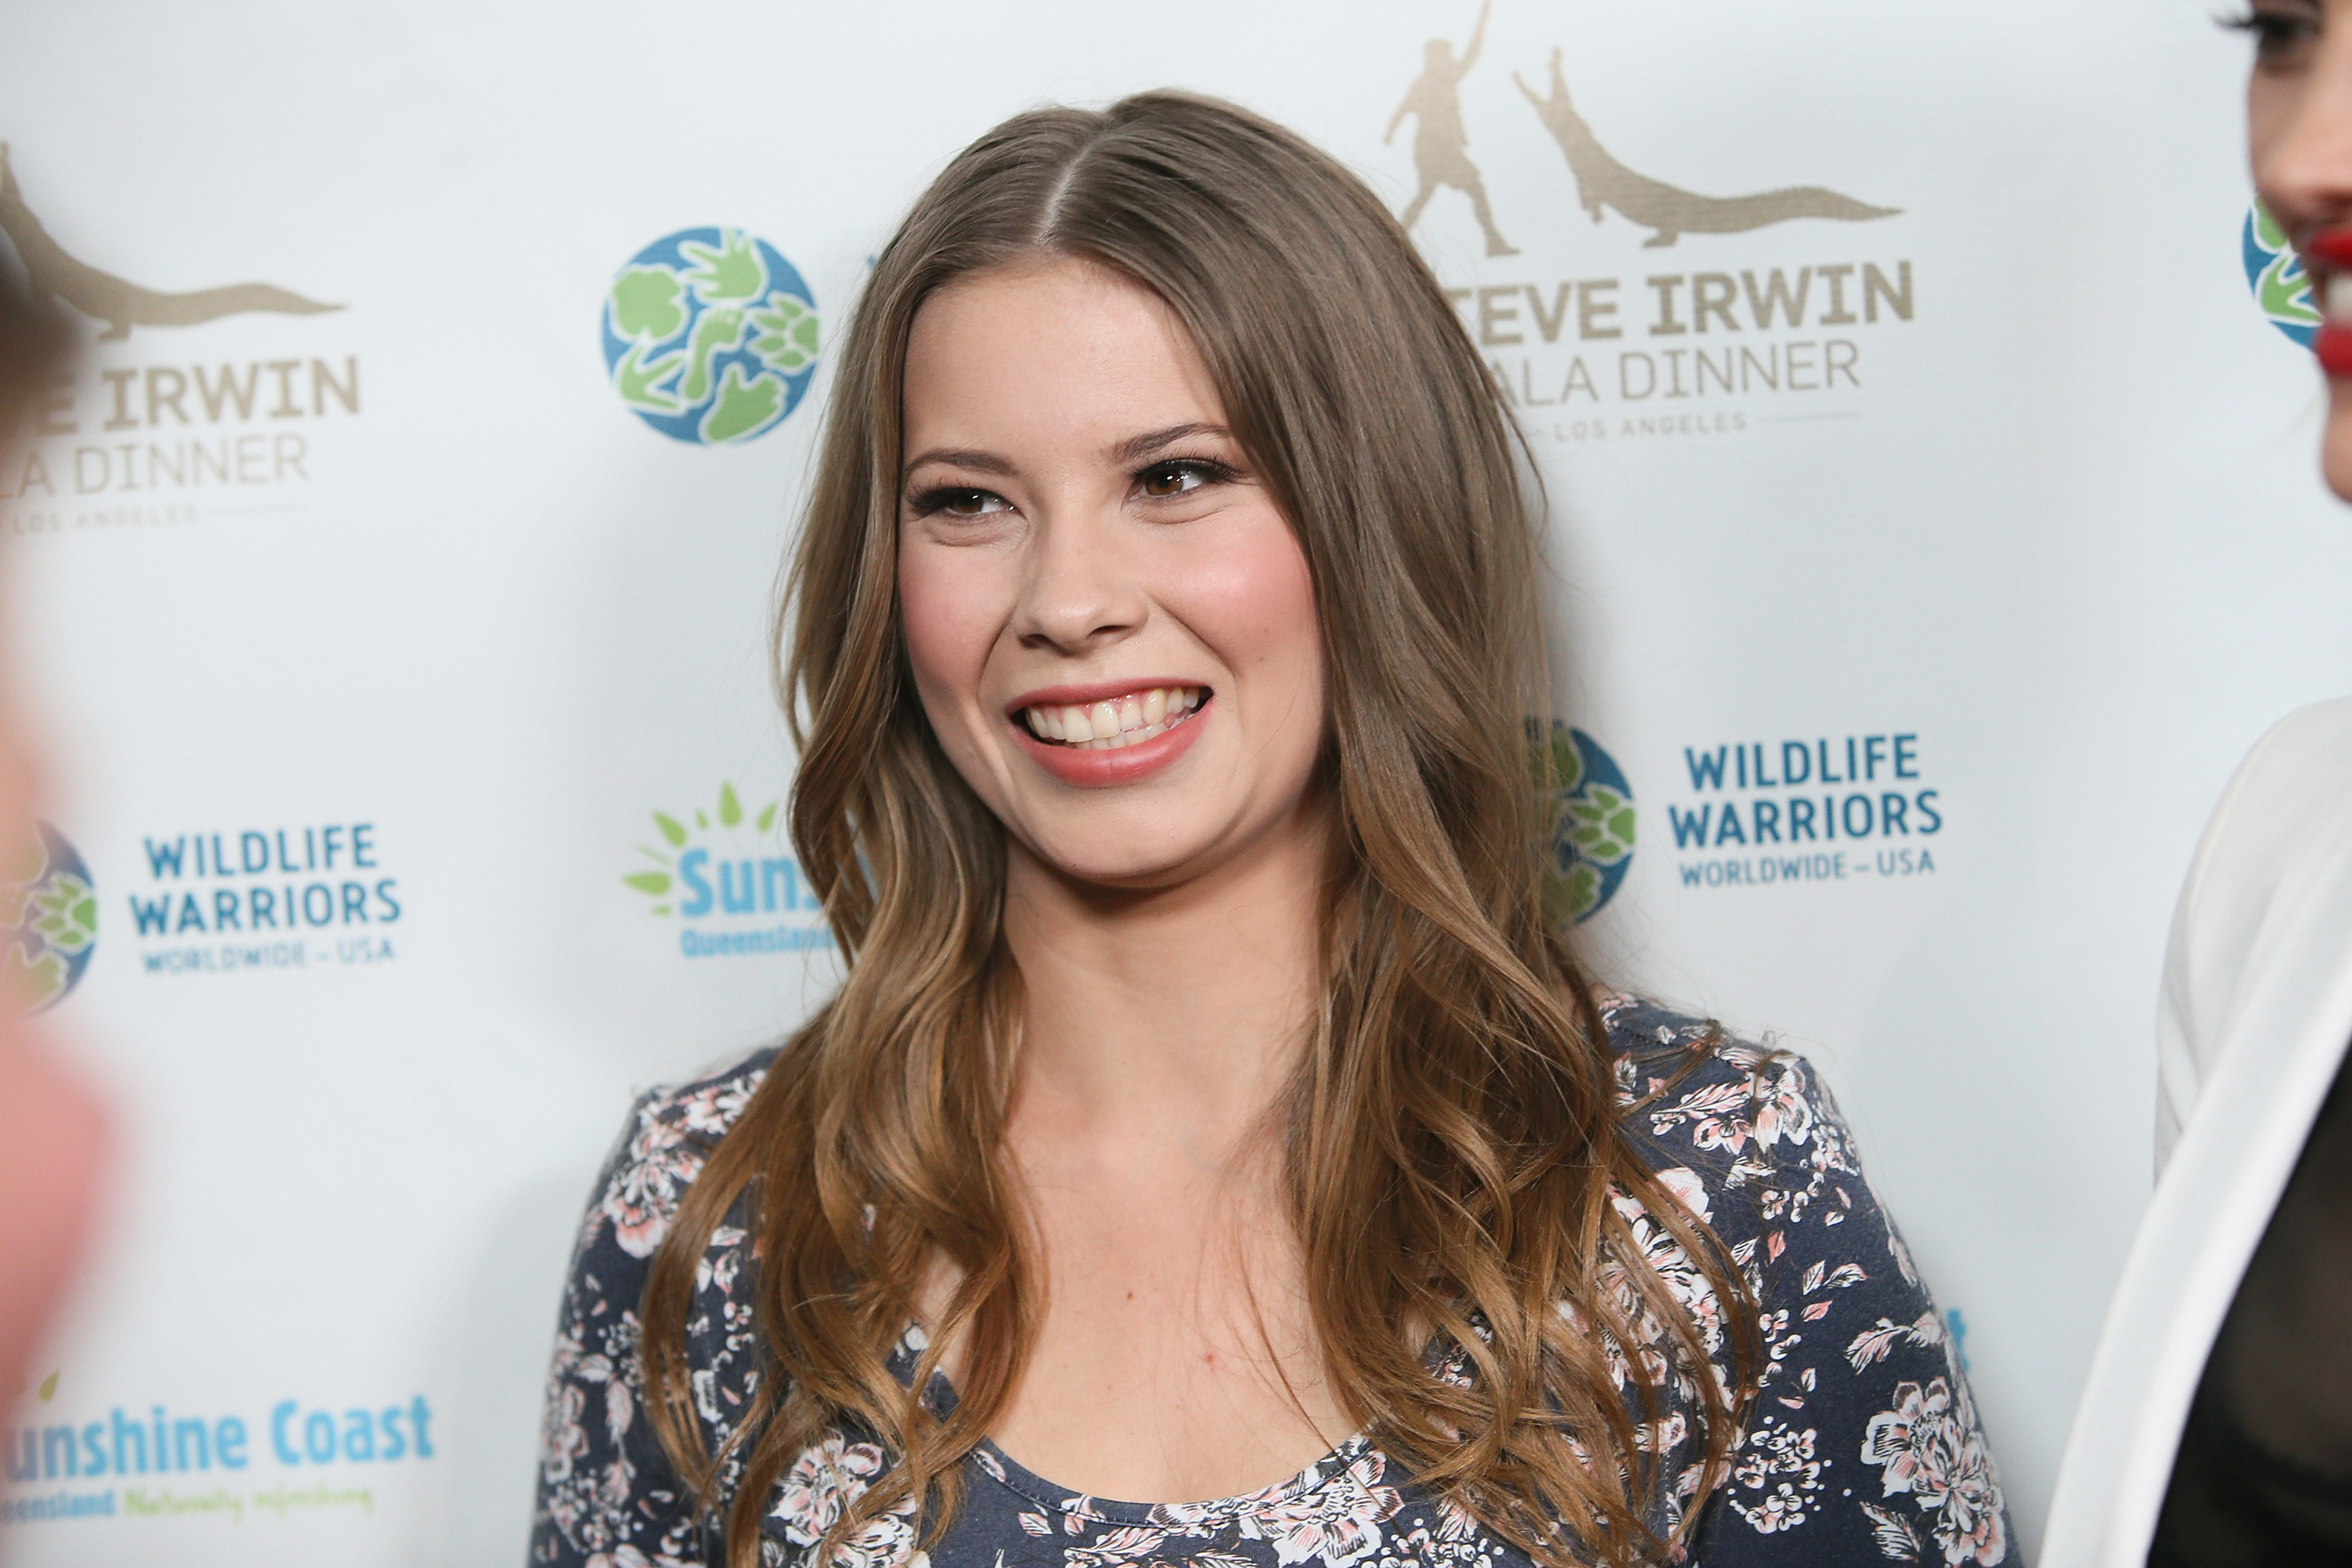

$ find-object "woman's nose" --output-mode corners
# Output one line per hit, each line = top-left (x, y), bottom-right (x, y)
(1011, 507), (1149, 656)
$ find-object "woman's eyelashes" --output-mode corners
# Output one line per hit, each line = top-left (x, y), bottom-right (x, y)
(909, 485), (1013, 519)
(1135, 456), (1237, 499)
(2226, 3), (2321, 68)
(906, 458), (1240, 519)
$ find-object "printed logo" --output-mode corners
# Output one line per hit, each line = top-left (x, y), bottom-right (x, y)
(1537, 721), (1634, 922)
(126, 823), (400, 974)
(1384, 8), (1915, 445)
(1664, 732), (1942, 889)
(5, 1369), (434, 1528)
(623, 784), (832, 957)
(601, 227), (819, 445)
(4, 823), (96, 1012)
(0, 144), (358, 535)
(0, 143), (340, 339)
(2244, 198), (2318, 347)
(1388, 8), (1896, 256)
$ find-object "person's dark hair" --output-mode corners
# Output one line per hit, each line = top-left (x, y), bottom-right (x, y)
(641, 89), (1759, 1568)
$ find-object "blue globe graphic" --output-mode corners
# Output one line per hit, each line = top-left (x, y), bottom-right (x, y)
(1535, 721), (1635, 924)
(601, 227), (819, 445)
(5, 822), (97, 1013)
(2244, 201), (2319, 349)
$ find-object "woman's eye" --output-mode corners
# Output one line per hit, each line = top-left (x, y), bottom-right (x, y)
(1138, 461), (1222, 499)
(2229, 5), (2321, 66)
(917, 487), (1010, 518)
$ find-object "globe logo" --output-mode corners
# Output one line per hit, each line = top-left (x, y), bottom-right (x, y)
(602, 227), (819, 445)
(5, 822), (97, 1011)
(1536, 721), (1635, 924)
(2244, 198), (2319, 348)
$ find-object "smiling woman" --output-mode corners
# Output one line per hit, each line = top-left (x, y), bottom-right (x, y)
(529, 93), (2011, 1568)
(895, 261), (1321, 864)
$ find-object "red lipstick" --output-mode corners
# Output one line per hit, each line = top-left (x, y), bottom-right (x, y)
(2302, 227), (2352, 376)
(2304, 227), (2352, 269)
(2320, 325), (2352, 379)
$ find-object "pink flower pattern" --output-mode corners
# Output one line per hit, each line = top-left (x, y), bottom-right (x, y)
(1860, 1379), (2006, 1567)
(532, 1000), (2010, 1568)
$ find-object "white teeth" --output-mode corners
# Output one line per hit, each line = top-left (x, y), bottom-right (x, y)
(2330, 272), (2352, 322)
(1019, 686), (1204, 748)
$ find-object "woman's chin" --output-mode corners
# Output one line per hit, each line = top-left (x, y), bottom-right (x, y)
(1004, 809), (1288, 900)
(1022, 836), (1222, 895)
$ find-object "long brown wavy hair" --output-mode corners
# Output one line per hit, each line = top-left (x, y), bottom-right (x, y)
(643, 91), (1756, 1568)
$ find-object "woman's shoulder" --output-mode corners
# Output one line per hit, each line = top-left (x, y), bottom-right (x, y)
(2236, 691), (2352, 782)
(535, 1049), (775, 1567)
(2159, 694), (2352, 1145)
(1595, 992), (1878, 1258)
(583, 1045), (776, 1263)
(1597, 996), (2013, 1563)
(1597, 992), (1842, 1159)
(2189, 694), (2352, 891)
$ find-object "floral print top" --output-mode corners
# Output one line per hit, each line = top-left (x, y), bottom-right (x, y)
(530, 996), (2013, 1568)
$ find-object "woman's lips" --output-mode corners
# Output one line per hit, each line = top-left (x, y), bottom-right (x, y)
(2319, 323), (2352, 379)
(2303, 228), (2352, 376)
(1010, 692), (1211, 786)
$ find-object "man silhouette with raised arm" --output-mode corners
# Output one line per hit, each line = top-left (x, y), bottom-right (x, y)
(1387, 1), (1517, 257)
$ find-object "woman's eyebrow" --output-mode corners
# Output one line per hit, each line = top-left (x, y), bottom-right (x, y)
(901, 447), (1013, 482)
(1109, 423), (1229, 464)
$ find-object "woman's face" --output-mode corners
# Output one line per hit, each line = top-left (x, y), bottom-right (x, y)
(2249, 0), (2352, 497)
(896, 259), (1328, 891)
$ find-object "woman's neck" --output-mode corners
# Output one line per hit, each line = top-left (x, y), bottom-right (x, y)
(1000, 799), (1329, 1156)
(974, 799), (1352, 1501)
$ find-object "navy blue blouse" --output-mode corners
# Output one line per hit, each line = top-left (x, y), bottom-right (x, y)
(530, 996), (2013, 1568)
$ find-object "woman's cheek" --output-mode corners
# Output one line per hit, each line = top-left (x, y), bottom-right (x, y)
(1171, 517), (1316, 641)
(897, 548), (997, 724)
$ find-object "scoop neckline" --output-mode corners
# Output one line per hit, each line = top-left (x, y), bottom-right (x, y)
(904, 1347), (1371, 1524)
(970, 1426), (1376, 1525)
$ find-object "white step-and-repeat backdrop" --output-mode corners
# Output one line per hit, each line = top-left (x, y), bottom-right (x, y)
(5, 2), (2347, 1563)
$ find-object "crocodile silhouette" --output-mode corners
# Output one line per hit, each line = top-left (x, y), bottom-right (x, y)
(1514, 50), (1897, 248)
(0, 143), (339, 339)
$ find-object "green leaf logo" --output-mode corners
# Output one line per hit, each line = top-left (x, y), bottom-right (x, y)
(624, 783), (787, 920)
(2246, 198), (2321, 344)
(1531, 722), (1635, 925)
(602, 227), (819, 446)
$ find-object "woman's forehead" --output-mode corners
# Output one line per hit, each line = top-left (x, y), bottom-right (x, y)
(902, 261), (1225, 463)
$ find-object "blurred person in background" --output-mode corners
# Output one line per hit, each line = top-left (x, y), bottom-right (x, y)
(0, 264), (107, 1424)
(2044, 1), (2352, 1562)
